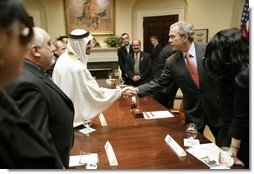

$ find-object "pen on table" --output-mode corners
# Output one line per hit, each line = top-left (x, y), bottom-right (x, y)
(150, 112), (155, 117)
(144, 112), (150, 118)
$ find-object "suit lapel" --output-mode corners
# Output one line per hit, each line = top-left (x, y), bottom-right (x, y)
(43, 76), (73, 103)
(122, 46), (128, 55)
(139, 51), (144, 71)
(195, 44), (206, 88)
(24, 61), (71, 102)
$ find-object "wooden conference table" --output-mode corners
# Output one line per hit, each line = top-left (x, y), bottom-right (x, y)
(70, 80), (211, 169)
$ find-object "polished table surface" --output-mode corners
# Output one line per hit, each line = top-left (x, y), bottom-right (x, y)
(70, 79), (211, 169)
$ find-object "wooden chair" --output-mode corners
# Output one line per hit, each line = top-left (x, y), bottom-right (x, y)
(170, 89), (185, 123)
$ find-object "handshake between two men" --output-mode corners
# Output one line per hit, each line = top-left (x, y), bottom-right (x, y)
(120, 86), (138, 99)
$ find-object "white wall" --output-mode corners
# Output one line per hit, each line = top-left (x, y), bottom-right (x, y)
(24, 0), (245, 45)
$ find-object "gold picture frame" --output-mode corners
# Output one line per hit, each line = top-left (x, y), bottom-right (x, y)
(64, 0), (115, 35)
(193, 29), (208, 44)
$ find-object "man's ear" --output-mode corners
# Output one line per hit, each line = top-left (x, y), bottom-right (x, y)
(184, 34), (188, 40)
(31, 45), (40, 57)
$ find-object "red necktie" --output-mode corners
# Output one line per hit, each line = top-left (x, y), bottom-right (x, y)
(185, 53), (199, 88)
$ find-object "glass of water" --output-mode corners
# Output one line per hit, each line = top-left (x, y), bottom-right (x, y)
(82, 119), (92, 136)
(186, 123), (198, 140)
(83, 119), (92, 128)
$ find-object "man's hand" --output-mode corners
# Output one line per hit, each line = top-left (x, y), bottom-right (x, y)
(121, 86), (137, 98)
(132, 75), (141, 82)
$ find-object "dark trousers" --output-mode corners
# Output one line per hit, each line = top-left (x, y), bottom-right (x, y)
(153, 92), (174, 109)
(198, 116), (219, 145)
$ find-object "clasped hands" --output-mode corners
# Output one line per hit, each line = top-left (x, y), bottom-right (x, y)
(132, 75), (141, 82)
(121, 86), (137, 99)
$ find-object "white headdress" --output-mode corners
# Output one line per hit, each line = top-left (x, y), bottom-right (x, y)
(67, 29), (93, 67)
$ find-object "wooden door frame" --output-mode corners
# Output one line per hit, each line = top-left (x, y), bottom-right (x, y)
(136, 7), (184, 50)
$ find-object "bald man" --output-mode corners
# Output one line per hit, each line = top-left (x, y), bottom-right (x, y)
(6, 27), (74, 168)
(125, 39), (152, 86)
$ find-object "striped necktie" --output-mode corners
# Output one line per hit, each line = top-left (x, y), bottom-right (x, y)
(134, 53), (140, 75)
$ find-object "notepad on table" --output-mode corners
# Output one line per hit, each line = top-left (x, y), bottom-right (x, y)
(143, 110), (174, 119)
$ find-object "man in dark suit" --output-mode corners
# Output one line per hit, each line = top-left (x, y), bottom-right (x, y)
(6, 27), (74, 168)
(150, 35), (163, 78)
(117, 33), (134, 84)
(122, 21), (220, 142)
(125, 39), (152, 87)
(152, 43), (178, 109)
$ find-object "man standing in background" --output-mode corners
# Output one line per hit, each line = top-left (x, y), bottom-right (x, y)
(125, 39), (152, 87)
(117, 33), (133, 84)
(150, 35), (162, 78)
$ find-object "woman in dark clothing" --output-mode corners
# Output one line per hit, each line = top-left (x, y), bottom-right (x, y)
(0, 0), (63, 168)
(204, 28), (249, 168)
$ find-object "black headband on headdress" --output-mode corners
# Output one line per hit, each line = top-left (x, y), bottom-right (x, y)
(69, 31), (90, 39)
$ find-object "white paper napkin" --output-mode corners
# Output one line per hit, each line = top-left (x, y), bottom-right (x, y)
(79, 127), (96, 135)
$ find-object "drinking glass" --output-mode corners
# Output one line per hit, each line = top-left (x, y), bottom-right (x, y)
(186, 123), (198, 140)
(83, 119), (92, 128)
(79, 150), (99, 169)
(219, 147), (234, 168)
(82, 119), (92, 136)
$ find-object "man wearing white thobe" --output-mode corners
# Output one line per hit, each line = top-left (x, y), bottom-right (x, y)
(53, 29), (121, 127)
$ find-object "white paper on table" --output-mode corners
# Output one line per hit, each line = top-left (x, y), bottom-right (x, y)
(99, 113), (107, 126)
(143, 110), (174, 119)
(186, 143), (229, 169)
(104, 141), (118, 166)
(184, 138), (200, 147)
(69, 153), (98, 167)
(79, 127), (96, 135)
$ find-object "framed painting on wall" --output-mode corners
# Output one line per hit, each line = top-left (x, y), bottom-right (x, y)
(193, 29), (208, 44)
(64, 0), (115, 35)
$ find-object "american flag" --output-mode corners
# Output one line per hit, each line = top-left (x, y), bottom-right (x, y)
(240, 0), (249, 39)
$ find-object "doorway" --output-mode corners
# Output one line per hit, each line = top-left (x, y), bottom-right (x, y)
(143, 15), (178, 53)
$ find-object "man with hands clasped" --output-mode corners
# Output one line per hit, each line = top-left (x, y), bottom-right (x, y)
(124, 39), (152, 87)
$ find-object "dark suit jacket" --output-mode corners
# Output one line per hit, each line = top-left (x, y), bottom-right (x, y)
(0, 89), (63, 169)
(125, 51), (152, 86)
(152, 44), (178, 108)
(137, 44), (221, 129)
(117, 45), (133, 82)
(151, 43), (162, 77)
(6, 60), (74, 168)
(154, 44), (178, 94)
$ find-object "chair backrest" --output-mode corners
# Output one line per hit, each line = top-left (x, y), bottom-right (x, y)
(170, 89), (185, 123)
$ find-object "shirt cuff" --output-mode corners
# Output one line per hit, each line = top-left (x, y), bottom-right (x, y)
(135, 87), (139, 94)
